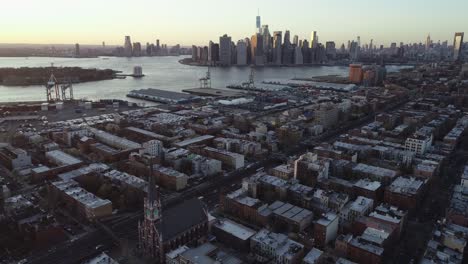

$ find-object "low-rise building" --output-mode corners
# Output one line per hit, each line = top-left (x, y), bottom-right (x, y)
(314, 212), (339, 248)
(82, 252), (119, 264)
(173, 135), (214, 148)
(166, 243), (242, 264)
(102, 170), (148, 194)
(50, 180), (112, 221)
(369, 204), (407, 238)
(214, 137), (263, 156)
(45, 150), (82, 167)
(405, 133), (433, 155)
(0, 144), (31, 170)
(384, 176), (426, 210)
(212, 218), (256, 252)
(88, 127), (141, 150)
(153, 165), (188, 191)
(294, 152), (329, 186)
(220, 188), (266, 225)
(250, 229), (305, 264)
(271, 164), (294, 180)
(420, 223), (468, 264)
(461, 166), (468, 188)
(346, 234), (384, 264)
(267, 200), (314, 232)
(353, 179), (383, 202)
(340, 196), (374, 225)
(123, 126), (173, 145)
(447, 185), (468, 227)
(302, 248), (324, 264)
(57, 163), (109, 181)
(201, 146), (244, 170)
(351, 163), (398, 184)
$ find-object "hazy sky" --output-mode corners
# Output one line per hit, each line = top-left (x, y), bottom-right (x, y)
(1, 0), (467, 47)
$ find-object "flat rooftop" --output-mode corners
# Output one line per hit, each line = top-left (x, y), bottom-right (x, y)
(270, 200), (313, 223)
(128, 88), (197, 102)
(45, 150), (82, 166)
(214, 218), (256, 241)
(354, 179), (381, 191)
(82, 252), (119, 264)
(58, 163), (109, 181)
(174, 135), (214, 148)
(388, 176), (425, 195)
(182, 88), (243, 97)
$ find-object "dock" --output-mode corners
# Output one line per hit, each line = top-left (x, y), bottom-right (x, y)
(127, 88), (200, 104)
(182, 88), (243, 97)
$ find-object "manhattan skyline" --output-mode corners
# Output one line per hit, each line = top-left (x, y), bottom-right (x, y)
(1, 0), (467, 46)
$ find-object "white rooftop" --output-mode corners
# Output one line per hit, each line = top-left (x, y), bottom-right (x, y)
(354, 179), (381, 191)
(46, 150), (82, 166)
(388, 176), (425, 195)
(82, 252), (119, 264)
(103, 170), (147, 191)
(214, 218), (256, 241)
(303, 248), (323, 264)
(52, 180), (111, 209)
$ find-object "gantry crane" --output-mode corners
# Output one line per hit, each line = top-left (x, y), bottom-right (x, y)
(199, 67), (211, 88)
(45, 63), (74, 102)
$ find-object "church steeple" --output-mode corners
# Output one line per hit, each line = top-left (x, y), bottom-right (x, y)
(139, 156), (163, 261)
(147, 158), (156, 205)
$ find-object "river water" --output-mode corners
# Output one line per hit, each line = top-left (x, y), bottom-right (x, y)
(0, 56), (408, 102)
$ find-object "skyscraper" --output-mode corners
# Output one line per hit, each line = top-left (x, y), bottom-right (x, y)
(208, 40), (214, 62)
(425, 34), (431, 51)
(282, 31), (294, 65)
(211, 43), (220, 63)
(294, 46), (303, 65)
(124, 36), (133, 57)
(284, 30), (291, 46)
(453, 32), (464, 61)
(236, 40), (248, 66)
(273, 31), (282, 65)
(261, 25), (272, 63)
(133, 42), (142, 56)
(293, 35), (299, 46)
(311, 31), (318, 48)
(251, 33), (264, 65)
(325, 41), (336, 59)
(156, 39), (161, 55)
(219, 34), (232, 66)
(302, 39), (311, 64)
(245, 37), (252, 64)
(350, 41), (359, 61)
(74, 43), (80, 57)
(256, 12), (261, 33)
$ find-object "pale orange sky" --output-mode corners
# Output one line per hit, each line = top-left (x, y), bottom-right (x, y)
(1, 0), (467, 47)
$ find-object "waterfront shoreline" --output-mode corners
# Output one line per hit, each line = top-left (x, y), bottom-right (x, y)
(179, 57), (418, 68)
(0, 66), (118, 86)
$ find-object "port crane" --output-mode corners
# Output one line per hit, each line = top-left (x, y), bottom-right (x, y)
(60, 79), (74, 101)
(45, 64), (60, 102)
(45, 63), (74, 102)
(199, 67), (211, 88)
(242, 66), (256, 90)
